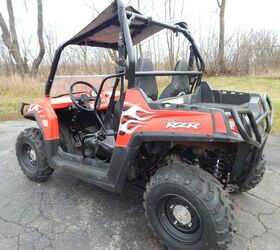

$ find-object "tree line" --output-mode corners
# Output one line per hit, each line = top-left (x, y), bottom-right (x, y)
(0, 0), (279, 79)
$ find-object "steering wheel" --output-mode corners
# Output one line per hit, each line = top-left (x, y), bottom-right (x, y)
(69, 81), (98, 112)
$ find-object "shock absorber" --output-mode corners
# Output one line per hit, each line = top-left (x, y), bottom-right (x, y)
(213, 157), (232, 188)
(196, 147), (233, 187)
(213, 159), (226, 180)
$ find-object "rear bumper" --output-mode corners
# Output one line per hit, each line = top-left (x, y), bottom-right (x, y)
(229, 93), (273, 183)
(230, 92), (273, 148)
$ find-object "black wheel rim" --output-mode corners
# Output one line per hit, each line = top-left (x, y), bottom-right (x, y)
(21, 143), (37, 171)
(157, 194), (203, 244)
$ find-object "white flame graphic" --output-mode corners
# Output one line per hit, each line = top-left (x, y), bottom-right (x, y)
(119, 102), (155, 134)
(119, 120), (146, 134)
(122, 102), (155, 121)
(28, 104), (43, 114)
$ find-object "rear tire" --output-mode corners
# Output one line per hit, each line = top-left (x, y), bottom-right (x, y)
(228, 158), (266, 194)
(144, 164), (234, 250)
(16, 128), (53, 182)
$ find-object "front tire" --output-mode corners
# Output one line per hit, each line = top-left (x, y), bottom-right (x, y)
(144, 164), (234, 250)
(16, 127), (53, 182)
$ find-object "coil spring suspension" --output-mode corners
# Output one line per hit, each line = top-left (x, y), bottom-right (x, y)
(212, 157), (230, 187)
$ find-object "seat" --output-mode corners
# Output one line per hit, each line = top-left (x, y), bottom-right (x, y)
(195, 81), (215, 103)
(160, 81), (216, 105)
(159, 60), (190, 99)
(135, 58), (158, 100)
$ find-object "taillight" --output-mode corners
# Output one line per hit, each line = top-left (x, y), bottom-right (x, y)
(213, 112), (227, 134)
(229, 118), (239, 133)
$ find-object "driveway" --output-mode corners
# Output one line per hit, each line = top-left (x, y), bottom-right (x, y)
(0, 120), (279, 250)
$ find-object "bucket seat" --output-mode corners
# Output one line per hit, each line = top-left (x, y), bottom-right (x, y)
(159, 60), (190, 99)
(135, 57), (158, 100)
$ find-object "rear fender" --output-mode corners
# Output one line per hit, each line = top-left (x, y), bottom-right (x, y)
(115, 89), (239, 147)
(21, 97), (59, 140)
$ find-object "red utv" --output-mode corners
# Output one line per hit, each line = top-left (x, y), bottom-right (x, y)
(16, 1), (273, 249)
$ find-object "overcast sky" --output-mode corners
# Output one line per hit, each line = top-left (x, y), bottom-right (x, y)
(0, 0), (279, 50)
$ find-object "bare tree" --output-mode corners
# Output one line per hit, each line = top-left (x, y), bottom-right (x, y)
(0, 0), (45, 78)
(44, 26), (58, 65)
(163, 0), (185, 69)
(0, 39), (15, 75)
(0, 0), (26, 78)
(164, 0), (174, 69)
(217, 0), (226, 74)
(31, 0), (45, 77)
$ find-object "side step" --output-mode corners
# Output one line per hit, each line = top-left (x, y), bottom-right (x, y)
(46, 140), (139, 193)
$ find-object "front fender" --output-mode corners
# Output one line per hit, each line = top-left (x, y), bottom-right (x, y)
(21, 97), (59, 140)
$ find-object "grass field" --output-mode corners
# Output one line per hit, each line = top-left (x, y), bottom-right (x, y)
(0, 76), (279, 131)
(0, 76), (44, 121)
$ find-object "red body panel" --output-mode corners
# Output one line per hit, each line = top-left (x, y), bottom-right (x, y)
(24, 91), (119, 140)
(115, 89), (215, 147)
(24, 89), (229, 144)
(27, 97), (59, 140)
(213, 112), (227, 134)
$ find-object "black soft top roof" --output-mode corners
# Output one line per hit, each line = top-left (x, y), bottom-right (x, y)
(68, 1), (164, 49)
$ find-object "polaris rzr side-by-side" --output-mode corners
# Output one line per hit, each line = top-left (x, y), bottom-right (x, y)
(16, 1), (273, 249)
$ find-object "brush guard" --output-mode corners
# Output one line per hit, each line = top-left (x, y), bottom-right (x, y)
(230, 92), (273, 148)
(230, 93), (273, 182)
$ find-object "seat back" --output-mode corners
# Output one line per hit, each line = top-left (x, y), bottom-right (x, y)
(195, 81), (215, 103)
(135, 58), (158, 100)
(159, 60), (190, 99)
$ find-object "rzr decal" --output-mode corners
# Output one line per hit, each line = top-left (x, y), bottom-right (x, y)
(166, 122), (200, 129)
(119, 102), (155, 134)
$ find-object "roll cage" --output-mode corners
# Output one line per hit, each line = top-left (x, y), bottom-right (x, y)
(44, 0), (205, 96)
